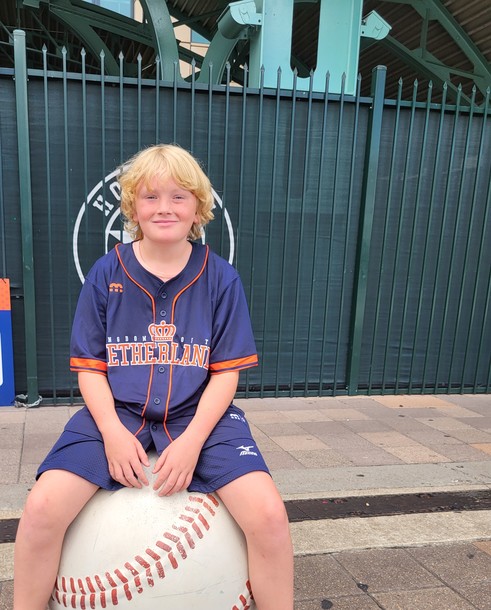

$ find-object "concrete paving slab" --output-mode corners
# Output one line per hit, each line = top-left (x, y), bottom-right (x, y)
(406, 542), (491, 586)
(282, 409), (335, 422)
(456, 583), (491, 610)
(270, 434), (331, 451)
(372, 588), (477, 610)
(272, 462), (490, 498)
(359, 430), (421, 447)
(290, 449), (352, 468)
(0, 580), (14, 610)
(383, 444), (450, 464)
(430, 443), (491, 461)
(0, 545), (13, 582)
(295, 597), (382, 610)
(294, 554), (362, 599)
(290, 511), (491, 555)
(333, 547), (443, 590)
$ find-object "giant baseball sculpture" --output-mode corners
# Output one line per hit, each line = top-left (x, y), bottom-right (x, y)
(49, 454), (255, 609)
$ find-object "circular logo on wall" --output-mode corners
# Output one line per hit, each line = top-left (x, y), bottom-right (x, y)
(73, 168), (235, 284)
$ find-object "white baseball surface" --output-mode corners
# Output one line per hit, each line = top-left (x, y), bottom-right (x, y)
(48, 455), (255, 609)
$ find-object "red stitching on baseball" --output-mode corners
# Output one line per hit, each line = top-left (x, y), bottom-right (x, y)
(105, 572), (117, 588)
(145, 548), (160, 561)
(51, 494), (252, 609)
(86, 577), (96, 593)
(134, 555), (150, 569)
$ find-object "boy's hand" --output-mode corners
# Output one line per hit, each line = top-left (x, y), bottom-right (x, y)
(152, 433), (201, 496)
(102, 425), (150, 488)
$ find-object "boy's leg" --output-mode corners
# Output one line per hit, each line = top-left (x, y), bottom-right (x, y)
(14, 469), (99, 610)
(217, 471), (294, 610)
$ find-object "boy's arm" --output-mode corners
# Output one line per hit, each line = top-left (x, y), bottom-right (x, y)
(152, 370), (239, 496)
(78, 371), (149, 488)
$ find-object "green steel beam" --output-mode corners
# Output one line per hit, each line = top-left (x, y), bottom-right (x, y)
(347, 65), (387, 395)
(197, 30), (238, 84)
(381, 34), (472, 104)
(379, 0), (491, 99)
(139, 0), (181, 81)
(13, 30), (39, 404)
(247, 0), (365, 94)
(49, 6), (119, 73)
(19, 0), (156, 74)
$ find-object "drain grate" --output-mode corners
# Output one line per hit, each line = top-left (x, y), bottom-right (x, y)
(0, 519), (18, 543)
(284, 490), (491, 522)
(2, 490), (491, 543)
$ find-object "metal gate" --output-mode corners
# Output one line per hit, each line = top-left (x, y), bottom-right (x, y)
(1, 31), (490, 404)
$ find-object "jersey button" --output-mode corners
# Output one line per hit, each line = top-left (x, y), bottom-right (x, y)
(158, 366), (165, 373)
(151, 423), (158, 431)
(161, 292), (168, 299)
(153, 397), (161, 405)
(160, 310), (166, 316)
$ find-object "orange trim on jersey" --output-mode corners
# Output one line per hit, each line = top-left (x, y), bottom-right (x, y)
(209, 355), (258, 374)
(115, 243), (156, 425)
(162, 246), (210, 442)
(70, 358), (107, 373)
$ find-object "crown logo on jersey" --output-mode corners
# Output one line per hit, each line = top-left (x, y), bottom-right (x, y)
(149, 322), (176, 342)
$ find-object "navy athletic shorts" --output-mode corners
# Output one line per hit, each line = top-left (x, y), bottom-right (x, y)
(36, 405), (270, 493)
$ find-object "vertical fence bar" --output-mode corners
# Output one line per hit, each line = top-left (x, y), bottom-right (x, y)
(173, 60), (179, 144)
(154, 55), (160, 144)
(393, 80), (419, 393)
(306, 71), (330, 396)
(14, 29), (39, 404)
(408, 81), (434, 392)
(248, 66), (264, 309)
(220, 63), (231, 256)
(190, 59), (196, 153)
(330, 73), (346, 394)
(42, 45), (56, 402)
(317, 73), (332, 395)
(417, 83), (448, 393)
(446, 87), (478, 391)
(237, 66), (248, 393)
(62, 47), (74, 403)
(426, 85), (462, 392)
(435, 86), (476, 393)
(259, 68), (282, 397)
(137, 54), (142, 151)
(368, 77), (403, 394)
(291, 71), (313, 396)
(206, 63), (213, 172)
(275, 70), (298, 395)
(120, 52), (125, 161)
(462, 89), (490, 392)
(337, 74), (361, 394)
(347, 65), (386, 395)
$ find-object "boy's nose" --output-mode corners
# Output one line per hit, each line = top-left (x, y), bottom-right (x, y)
(156, 197), (172, 213)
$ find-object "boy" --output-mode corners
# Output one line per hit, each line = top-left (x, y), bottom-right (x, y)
(14, 144), (294, 609)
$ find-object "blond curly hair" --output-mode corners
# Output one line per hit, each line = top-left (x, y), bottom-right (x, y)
(118, 144), (214, 241)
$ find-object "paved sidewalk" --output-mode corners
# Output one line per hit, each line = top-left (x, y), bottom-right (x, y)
(1, 393), (491, 609)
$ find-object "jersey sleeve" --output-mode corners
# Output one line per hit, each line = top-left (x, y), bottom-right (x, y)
(209, 276), (258, 374)
(69, 277), (108, 376)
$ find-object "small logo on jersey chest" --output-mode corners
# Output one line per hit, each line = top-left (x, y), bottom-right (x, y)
(109, 282), (123, 293)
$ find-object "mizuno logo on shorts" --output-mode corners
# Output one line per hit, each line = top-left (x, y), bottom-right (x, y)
(237, 445), (258, 457)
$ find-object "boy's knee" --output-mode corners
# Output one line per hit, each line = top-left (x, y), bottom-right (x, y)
(255, 497), (290, 539)
(22, 488), (63, 532)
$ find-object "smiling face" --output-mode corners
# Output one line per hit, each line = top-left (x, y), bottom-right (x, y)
(133, 175), (199, 246)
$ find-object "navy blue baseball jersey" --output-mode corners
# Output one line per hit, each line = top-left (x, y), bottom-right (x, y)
(37, 242), (269, 492)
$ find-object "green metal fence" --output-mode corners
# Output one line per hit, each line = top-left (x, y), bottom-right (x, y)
(1, 31), (490, 404)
